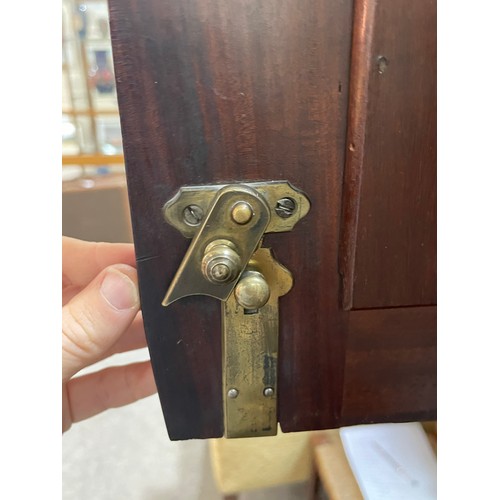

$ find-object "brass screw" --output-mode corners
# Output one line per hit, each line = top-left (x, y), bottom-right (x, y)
(275, 198), (296, 218)
(182, 204), (204, 226)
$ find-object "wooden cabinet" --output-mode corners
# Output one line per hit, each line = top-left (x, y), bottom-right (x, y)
(109, 0), (436, 440)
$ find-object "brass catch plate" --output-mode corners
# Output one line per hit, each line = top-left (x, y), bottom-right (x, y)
(223, 247), (292, 438)
(163, 181), (310, 238)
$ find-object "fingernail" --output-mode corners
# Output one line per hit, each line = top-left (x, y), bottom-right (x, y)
(100, 267), (139, 310)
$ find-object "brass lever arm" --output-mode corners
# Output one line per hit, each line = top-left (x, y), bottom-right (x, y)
(162, 184), (271, 306)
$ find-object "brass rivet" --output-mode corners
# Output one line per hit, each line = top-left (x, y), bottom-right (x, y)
(227, 388), (239, 399)
(231, 202), (253, 225)
(263, 387), (274, 397)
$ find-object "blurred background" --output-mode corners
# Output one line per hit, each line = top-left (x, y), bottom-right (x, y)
(62, 0), (131, 244)
(61, 2), (437, 499)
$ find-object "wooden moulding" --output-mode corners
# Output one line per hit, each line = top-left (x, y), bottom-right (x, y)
(338, 0), (377, 311)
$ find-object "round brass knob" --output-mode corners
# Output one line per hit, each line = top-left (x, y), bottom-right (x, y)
(235, 271), (270, 310)
(202, 239), (242, 285)
(231, 201), (254, 225)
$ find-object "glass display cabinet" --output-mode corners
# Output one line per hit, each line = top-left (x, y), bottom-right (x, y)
(62, 0), (124, 178)
(62, 0), (132, 243)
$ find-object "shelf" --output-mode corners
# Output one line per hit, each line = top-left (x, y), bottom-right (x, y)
(63, 109), (119, 116)
(63, 154), (124, 166)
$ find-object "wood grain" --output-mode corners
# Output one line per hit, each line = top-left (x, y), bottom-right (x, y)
(340, 306), (436, 425)
(109, 0), (353, 439)
(109, 0), (436, 439)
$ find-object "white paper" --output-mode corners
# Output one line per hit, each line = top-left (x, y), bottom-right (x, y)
(339, 422), (437, 500)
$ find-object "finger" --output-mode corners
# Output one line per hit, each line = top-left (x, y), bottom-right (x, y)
(62, 284), (82, 306)
(62, 237), (136, 289)
(66, 312), (148, 366)
(62, 264), (140, 381)
(65, 361), (156, 427)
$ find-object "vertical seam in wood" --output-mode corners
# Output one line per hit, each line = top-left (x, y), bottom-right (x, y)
(339, 0), (377, 310)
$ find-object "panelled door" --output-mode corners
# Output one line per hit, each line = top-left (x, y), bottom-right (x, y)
(109, 0), (436, 440)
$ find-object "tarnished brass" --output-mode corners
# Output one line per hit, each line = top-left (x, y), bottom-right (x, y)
(231, 201), (254, 225)
(234, 270), (270, 310)
(163, 181), (310, 238)
(161, 181), (309, 438)
(223, 247), (293, 438)
(201, 239), (242, 285)
(162, 184), (270, 307)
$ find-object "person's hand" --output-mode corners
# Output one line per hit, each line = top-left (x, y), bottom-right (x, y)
(62, 237), (156, 433)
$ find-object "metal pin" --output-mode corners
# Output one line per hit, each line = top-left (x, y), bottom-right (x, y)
(263, 387), (274, 397)
(227, 388), (239, 399)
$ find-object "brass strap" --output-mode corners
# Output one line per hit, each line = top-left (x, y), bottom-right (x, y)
(223, 248), (292, 438)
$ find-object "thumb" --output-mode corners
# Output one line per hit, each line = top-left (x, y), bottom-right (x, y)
(62, 264), (140, 381)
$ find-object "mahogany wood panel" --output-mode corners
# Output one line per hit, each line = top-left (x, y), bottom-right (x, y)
(339, 0), (437, 310)
(109, 0), (354, 439)
(340, 306), (436, 426)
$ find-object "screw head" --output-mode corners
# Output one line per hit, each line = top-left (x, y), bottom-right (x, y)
(275, 197), (296, 219)
(231, 202), (254, 225)
(263, 387), (274, 397)
(227, 388), (239, 399)
(182, 204), (204, 226)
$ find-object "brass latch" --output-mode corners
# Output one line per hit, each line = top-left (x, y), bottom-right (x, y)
(162, 181), (310, 438)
